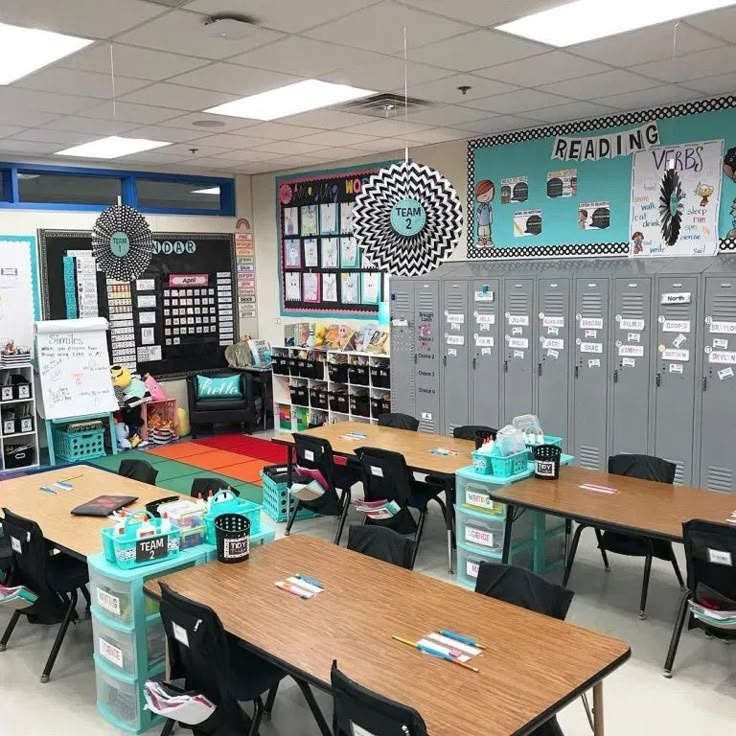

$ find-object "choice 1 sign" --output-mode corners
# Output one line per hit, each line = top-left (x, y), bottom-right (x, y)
(390, 198), (427, 237)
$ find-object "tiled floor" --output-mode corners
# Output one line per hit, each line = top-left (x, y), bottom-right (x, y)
(1, 447), (735, 735)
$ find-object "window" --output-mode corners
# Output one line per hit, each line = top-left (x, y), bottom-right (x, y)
(136, 179), (224, 211)
(17, 171), (121, 205)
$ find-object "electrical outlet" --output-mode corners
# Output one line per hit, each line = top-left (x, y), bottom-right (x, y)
(273, 318), (282, 325)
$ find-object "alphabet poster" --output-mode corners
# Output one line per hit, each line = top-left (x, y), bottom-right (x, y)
(630, 140), (723, 257)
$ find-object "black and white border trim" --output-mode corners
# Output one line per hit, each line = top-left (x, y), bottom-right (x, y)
(466, 94), (736, 260)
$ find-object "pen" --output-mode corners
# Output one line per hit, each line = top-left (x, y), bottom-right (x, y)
(416, 642), (479, 673)
(39, 486), (57, 495)
(275, 582), (310, 600)
(296, 573), (323, 589)
(440, 629), (486, 650)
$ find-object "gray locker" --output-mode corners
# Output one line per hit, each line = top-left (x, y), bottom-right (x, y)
(442, 279), (470, 434)
(611, 277), (653, 456)
(653, 273), (700, 485)
(503, 278), (534, 422)
(573, 276), (610, 470)
(471, 277), (501, 428)
(535, 277), (571, 443)
(699, 269), (736, 492)
(414, 279), (441, 433)
(389, 279), (415, 418)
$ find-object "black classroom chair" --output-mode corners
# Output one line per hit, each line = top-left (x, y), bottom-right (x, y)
(563, 454), (684, 619)
(190, 477), (240, 499)
(331, 660), (428, 736)
(0, 508), (90, 683)
(118, 458), (159, 485)
(347, 524), (415, 570)
(664, 519), (736, 678)
(452, 424), (497, 444)
(0, 524), (11, 584)
(377, 413), (420, 431)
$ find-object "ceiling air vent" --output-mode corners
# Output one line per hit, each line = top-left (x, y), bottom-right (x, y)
(330, 93), (435, 119)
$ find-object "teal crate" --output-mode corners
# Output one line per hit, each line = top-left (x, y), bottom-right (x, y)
(204, 494), (262, 544)
(472, 449), (528, 477)
(101, 513), (181, 570)
(52, 425), (105, 461)
(261, 468), (318, 523)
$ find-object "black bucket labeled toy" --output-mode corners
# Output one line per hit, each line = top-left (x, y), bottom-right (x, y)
(533, 445), (561, 480)
(215, 513), (251, 563)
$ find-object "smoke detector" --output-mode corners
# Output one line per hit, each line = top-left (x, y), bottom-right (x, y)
(202, 15), (256, 40)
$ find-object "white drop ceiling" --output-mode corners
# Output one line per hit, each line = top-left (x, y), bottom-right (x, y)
(0, 0), (734, 175)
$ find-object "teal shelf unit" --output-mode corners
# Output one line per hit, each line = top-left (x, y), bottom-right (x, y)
(88, 523), (276, 733)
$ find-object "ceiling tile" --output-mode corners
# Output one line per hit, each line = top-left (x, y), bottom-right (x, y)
(684, 71), (736, 96)
(124, 124), (213, 143)
(81, 100), (182, 124)
(528, 101), (616, 123)
(293, 131), (378, 147)
(397, 74), (517, 104)
(323, 57), (453, 91)
(467, 89), (570, 114)
(243, 122), (321, 140)
(119, 83), (238, 111)
(403, 127), (469, 144)
(0, 140), (62, 155)
(454, 115), (542, 134)
(475, 51), (611, 87)
(115, 10), (284, 59)
(0, 0), (165, 39)
(539, 69), (659, 99)
(0, 87), (97, 115)
(305, 2), (471, 55)
(155, 111), (254, 132)
(400, 0), (562, 27)
(631, 46), (736, 84)
(8, 128), (97, 146)
(347, 137), (410, 153)
(212, 149), (287, 162)
(569, 22), (724, 68)
(0, 126), (25, 139)
(594, 86), (699, 111)
(255, 140), (331, 155)
(410, 30), (547, 72)
(0, 109), (60, 127)
(403, 105), (487, 127)
(163, 142), (231, 158)
(281, 109), (381, 129)
(687, 6), (736, 42)
(38, 115), (138, 135)
(342, 118), (432, 137)
(176, 156), (242, 169)
(59, 44), (210, 82)
(169, 63), (301, 95)
(183, 0), (380, 33)
(121, 150), (194, 165)
(17, 68), (149, 99)
(185, 133), (273, 149)
(305, 147), (367, 162)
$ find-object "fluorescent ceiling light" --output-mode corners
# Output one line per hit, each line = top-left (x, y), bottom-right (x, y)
(496, 0), (736, 46)
(0, 22), (92, 84)
(55, 136), (171, 159)
(191, 187), (221, 195)
(205, 79), (375, 121)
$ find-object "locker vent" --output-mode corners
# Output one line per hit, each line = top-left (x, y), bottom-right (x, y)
(578, 445), (600, 469)
(508, 293), (529, 312)
(662, 303), (690, 319)
(418, 290), (435, 311)
(705, 466), (733, 493)
(581, 292), (603, 317)
(393, 291), (410, 315)
(621, 293), (645, 318)
(446, 292), (465, 312)
(712, 294), (736, 319)
(544, 292), (565, 315)
(673, 461), (685, 486)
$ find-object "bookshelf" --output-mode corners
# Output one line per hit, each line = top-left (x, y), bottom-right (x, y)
(271, 347), (391, 432)
(0, 363), (40, 473)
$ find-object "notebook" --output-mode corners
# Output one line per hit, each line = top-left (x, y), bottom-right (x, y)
(71, 495), (138, 517)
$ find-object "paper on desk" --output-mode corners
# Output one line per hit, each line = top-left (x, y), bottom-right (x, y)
(417, 638), (471, 663)
(578, 483), (619, 494)
(426, 632), (481, 657)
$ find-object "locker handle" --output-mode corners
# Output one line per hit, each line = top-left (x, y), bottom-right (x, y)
(443, 355), (447, 367)
(472, 357), (477, 370)
(703, 376), (708, 392)
(574, 365), (579, 379)
(656, 372), (661, 388)
(504, 360), (508, 373)
(613, 369), (618, 384)
(414, 353), (417, 365)
(538, 362), (542, 377)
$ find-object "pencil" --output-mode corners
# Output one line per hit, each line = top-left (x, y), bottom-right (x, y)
(392, 635), (418, 648)
(451, 659), (480, 673)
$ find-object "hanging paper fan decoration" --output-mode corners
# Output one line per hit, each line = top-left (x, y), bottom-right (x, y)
(352, 160), (463, 276)
(659, 168), (684, 247)
(92, 204), (154, 281)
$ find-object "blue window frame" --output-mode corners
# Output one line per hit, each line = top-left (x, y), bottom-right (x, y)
(0, 162), (235, 216)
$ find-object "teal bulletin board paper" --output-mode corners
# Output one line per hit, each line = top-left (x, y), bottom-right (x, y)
(467, 97), (736, 258)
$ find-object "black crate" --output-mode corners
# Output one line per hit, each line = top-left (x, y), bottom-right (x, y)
(349, 394), (371, 418)
(289, 385), (309, 406)
(272, 356), (289, 375)
(4, 443), (34, 469)
(286, 357), (299, 375)
(302, 359), (324, 379)
(11, 379), (32, 401)
(370, 397), (391, 417)
(328, 363), (349, 383)
(370, 366), (391, 388)
(348, 365), (369, 385)
(329, 391), (349, 414)
(309, 387), (329, 410)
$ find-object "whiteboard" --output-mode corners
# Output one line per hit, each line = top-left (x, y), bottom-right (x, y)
(35, 318), (118, 420)
(0, 239), (35, 353)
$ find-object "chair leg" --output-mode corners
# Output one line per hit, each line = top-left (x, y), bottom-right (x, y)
(411, 509), (428, 570)
(562, 524), (586, 588)
(639, 552), (653, 620)
(248, 695), (264, 736)
(264, 682), (279, 716)
(80, 584), (91, 614)
(295, 679), (331, 736)
(664, 591), (691, 678)
(592, 528), (610, 571)
(333, 490), (351, 545)
(41, 590), (78, 683)
(0, 610), (21, 651)
(669, 547), (685, 589)
(285, 499), (301, 537)
(160, 719), (176, 736)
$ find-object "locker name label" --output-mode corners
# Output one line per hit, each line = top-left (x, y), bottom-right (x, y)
(475, 336), (494, 347)
(542, 338), (564, 350)
(709, 351), (736, 364)
(661, 319), (690, 333)
(661, 348), (690, 362)
(446, 313), (464, 324)
(617, 318), (644, 330)
(580, 342), (603, 353)
(542, 316), (565, 328)
(475, 313), (495, 324)
(475, 291), (494, 302)
(507, 315), (529, 326)
(661, 292), (691, 304)
(619, 345), (644, 357)
(708, 320), (736, 334)
(579, 317), (603, 329)
(507, 337), (528, 349)
(446, 335), (464, 345)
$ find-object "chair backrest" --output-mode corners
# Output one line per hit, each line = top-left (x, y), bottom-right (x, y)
(475, 562), (574, 621)
(356, 446), (413, 507)
(190, 477), (239, 499)
(159, 582), (248, 734)
(377, 413), (419, 431)
(347, 524), (414, 570)
(331, 661), (427, 736)
(118, 459), (159, 485)
(452, 425), (497, 442)
(608, 454), (676, 484)
(682, 520), (736, 606)
(293, 433), (338, 490)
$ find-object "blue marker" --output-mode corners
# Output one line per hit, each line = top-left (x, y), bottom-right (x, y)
(440, 629), (486, 649)
(296, 573), (323, 589)
(40, 486), (57, 495)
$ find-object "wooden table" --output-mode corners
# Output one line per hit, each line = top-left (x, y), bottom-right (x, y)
(145, 536), (630, 736)
(274, 422), (476, 572)
(0, 465), (176, 559)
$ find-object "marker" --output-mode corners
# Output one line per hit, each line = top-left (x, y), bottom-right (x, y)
(275, 581), (310, 600)
(296, 573), (323, 589)
(439, 629), (486, 650)
(55, 481), (73, 491)
(417, 642), (479, 673)
(39, 486), (57, 495)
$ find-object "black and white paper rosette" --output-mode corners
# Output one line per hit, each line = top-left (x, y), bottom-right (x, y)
(659, 169), (684, 247)
(353, 161), (462, 276)
(92, 204), (154, 281)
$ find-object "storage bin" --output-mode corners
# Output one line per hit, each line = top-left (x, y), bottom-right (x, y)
(289, 384), (309, 406)
(0, 385), (12, 401)
(328, 362), (349, 383)
(93, 613), (139, 677)
(261, 465), (318, 523)
(286, 356), (299, 374)
(52, 424), (106, 462)
(348, 364), (369, 385)
(3, 443), (34, 469)
(370, 365), (391, 388)
(456, 543), (532, 588)
(18, 416), (34, 434)
(146, 616), (166, 666)
(101, 514), (181, 570)
(300, 359), (324, 379)
(472, 449), (528, 478)
(95, 661), (144, 730)
(349, 393), (370, 417)
(180, 526), (206, 550)
(456, 475), (507, 515)
(272, 355), (289, 375)
(455, 505), (533, 555)
(2, 413), (15, 435)
(329, 391), (349, 414)
(90, 569), (134, 625)
(12, 379), (31, 400)
(203, 491), (261, 544)
(309, 386), (329, 410)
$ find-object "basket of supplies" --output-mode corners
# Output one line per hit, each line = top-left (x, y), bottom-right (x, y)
(472, 449), (528, 478)
(532, 444), (562, 480)
(203, 490), (261, 544)
(101, 512), (181, 570)
(214, 513), (251, 563)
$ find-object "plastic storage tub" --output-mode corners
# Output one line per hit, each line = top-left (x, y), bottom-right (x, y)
(455, 505), (533, 555)
(93, 612), (165, 678)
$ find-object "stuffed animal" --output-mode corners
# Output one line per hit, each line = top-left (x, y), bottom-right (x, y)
(115, 421), (132, 450)
(314, 323), (327, 347)
(111, 365), (151, 407)
(176, 407), (191, 437)
(143, 373), (167, 402)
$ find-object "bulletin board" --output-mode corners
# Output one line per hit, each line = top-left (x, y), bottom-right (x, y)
(0, 235), (41, 353)
(467, 95), (736, 259)
(276, 162), (395, 317)
(38, 230), (237, 379)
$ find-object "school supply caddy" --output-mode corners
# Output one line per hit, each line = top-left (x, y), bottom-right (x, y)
(101, 511), (181, 570)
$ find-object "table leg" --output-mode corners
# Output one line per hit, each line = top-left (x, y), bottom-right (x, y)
(45, 420), (55, 466)
(501, 505), (515, 564)
(446, 476), (455, 574)
(564, 518), (572, 562)
(107, 413), (118, 456)
(593, 682), (604, 736)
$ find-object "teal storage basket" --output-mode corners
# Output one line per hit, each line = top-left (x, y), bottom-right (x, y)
(261, 467), (318, 523)
(203, 490), (261, 544)
(101, 512), (181, 570)
(472, 449), (528, 478)
(53, 425), (106, 461)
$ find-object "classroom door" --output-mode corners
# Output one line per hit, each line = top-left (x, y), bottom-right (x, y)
(442, 279), (470, 435)
(699, 276), (736, 492)
(535, 278), (571, 443)
(611, 278), (652, 456)
(470, 279), (501, 428)
(502, 279), (535, 423)
(653, 276), (699, 485)
(573, 278), (610, 471)
(389, 280), (415, 418)
(414, 280), (441, 434)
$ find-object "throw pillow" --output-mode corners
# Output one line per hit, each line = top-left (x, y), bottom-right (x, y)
(196, 374), (243, 400)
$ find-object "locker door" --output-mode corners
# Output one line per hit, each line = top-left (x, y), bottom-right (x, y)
(699, 277), (736, 492)
(536, 278), (571, 443)
(611, 278), (652, 456)
(442, 280), (470, 435)
(573, 278), (610, 470)
(653, 276), (698, 484)
(502, 279), (534, 422)
(414, 281), (441, 433)
(470, 279), (501, 428)
(389, 280), (415, 417)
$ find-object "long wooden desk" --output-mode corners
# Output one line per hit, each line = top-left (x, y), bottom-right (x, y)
(274, 422), (475, 573)
(146, 536), (629, 736)
(0, 465), (176, 559)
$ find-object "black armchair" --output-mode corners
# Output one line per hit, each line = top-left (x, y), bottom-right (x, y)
(186, 371), (261, 438)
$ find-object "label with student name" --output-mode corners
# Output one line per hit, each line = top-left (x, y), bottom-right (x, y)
(507, 315), (529, 326)
(466, 560), (480, 578)
(709, 350), (736, 365)
(662, 348), (690, 362)
(618, 318), (644, 331)
(507, 337), (528, 349)
(580, 342), (603, 353)
(709, 320), (736, 334)
(96, 589), (121, 617)
(542, 338), (564, 350)
(542, 316), (565, 328)
(99, 638), (124, 669)
(662, 319), (690, 333)
(619, 345), (644, 357)
(579, 317), (603, 329)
